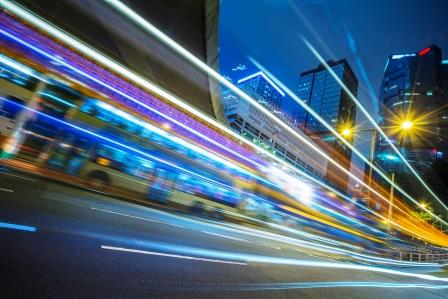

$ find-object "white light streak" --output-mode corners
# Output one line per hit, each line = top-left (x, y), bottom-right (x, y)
(237, 71), (286, 96)
(301, 37), (448, 215)
(249, 58), (448, 228)
(101, 245), (248, 265)
(0, 53), (47, 82)
(2, 0), (446, 244)
(91, 207), (161, 224)
(99, 0), (448, 233)
(202, 231), (250, 243)
(0, 171), (36, 181)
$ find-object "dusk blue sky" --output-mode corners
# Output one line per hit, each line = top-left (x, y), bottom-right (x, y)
(219, 0), (448, 176)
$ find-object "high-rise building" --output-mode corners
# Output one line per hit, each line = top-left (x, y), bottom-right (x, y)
(378, 45), (448, 174)
(295, 59), (358, 135)
(294, 59), (358, 191)
(237, 71), (284, 112)
(222, 72), (328, 179)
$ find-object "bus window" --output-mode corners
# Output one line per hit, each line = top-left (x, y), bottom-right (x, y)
(140, 128), (152, 139)
(146, 167), (177, 203)
(123, 120), (140, 135)
(47, 134), (91, 174)
(124, 156), (154, 179)
(93, 144), (126, 171)
(91, 143), (153, 180)
(175, 174), (197, 194)
(80, 98), (99, 116)
(95, 107), (116, 125)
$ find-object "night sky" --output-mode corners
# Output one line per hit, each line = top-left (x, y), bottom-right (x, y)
(220, 0), (448, 109)
(219, 0), (448, 175)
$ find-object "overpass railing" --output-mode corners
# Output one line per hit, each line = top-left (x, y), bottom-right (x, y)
(398, 252), (448, 263)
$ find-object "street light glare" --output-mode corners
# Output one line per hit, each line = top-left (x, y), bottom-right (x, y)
(419, 202), (427, 209)
(401, 120), (413, 130)
(342, 128), (352, 137)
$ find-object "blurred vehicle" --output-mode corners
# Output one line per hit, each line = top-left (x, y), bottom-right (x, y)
(0, 38), (397, 249)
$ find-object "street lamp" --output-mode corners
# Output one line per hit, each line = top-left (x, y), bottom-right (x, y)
(386, 172), (395, 233)
(419, 202), (427, 209)
(401, 120), (413, 131)
(385, 119), (417, 233)
(340, 119), (417, 233)
(341, 128), (352, 138)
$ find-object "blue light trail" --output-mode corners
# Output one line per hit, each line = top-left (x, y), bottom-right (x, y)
(0, 221), (37, 232)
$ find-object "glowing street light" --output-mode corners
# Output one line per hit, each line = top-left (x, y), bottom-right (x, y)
(400, 120), (413, 131)
(419, 202), (428, 209)
(341, 128), (352, 138)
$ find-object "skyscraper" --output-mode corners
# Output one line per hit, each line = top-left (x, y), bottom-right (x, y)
(295, 59), (357, 135)
(294, 59), (358, 191)
(378, 45), (448, 174)
(237, 71), (285, 112)
(221, 71), (328, 179)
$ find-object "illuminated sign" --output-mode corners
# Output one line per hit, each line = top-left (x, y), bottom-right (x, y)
(418, 47), (431, 56)
(391, 54), (415, 59)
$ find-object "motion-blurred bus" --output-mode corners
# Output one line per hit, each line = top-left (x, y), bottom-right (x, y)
(0, 52), (387, 248)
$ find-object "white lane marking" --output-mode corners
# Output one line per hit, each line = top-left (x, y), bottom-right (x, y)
(101, 245), (247, 266)
(83, 188), (111, 196)
(91, 207), (188, 230)
(255, 242), (281, 250)
(90, 207), (161, 224)
(202, 231), (281, 250)
(0, 187), (13, 193)
(0, 172), (36, 181)
(202, 231), (250, 243)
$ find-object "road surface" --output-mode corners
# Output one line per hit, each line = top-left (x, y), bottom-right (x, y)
(0, 167), (447, 298)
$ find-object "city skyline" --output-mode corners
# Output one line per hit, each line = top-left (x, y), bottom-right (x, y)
(220, 0), (448, 121)
(219, 1), (448, 197)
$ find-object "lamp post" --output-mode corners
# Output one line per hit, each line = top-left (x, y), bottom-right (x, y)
(386, 119), (414, 232)
(367, 129), (377, 207)
(387, 172), (395, 233)
(341, 119), (414, 233)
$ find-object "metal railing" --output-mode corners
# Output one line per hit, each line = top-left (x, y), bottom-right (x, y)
(398, 252), (448, 262)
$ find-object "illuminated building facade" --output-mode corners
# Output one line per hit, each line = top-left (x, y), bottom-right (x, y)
(294, 60), (358, 191)
(294, 59), (357, 135)
(237, 71), (284, 111)
(223, 72), (328, 179)
(378, 45), (448, 174)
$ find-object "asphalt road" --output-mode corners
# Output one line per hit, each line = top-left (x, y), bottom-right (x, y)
(0, 168), (447, 298)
